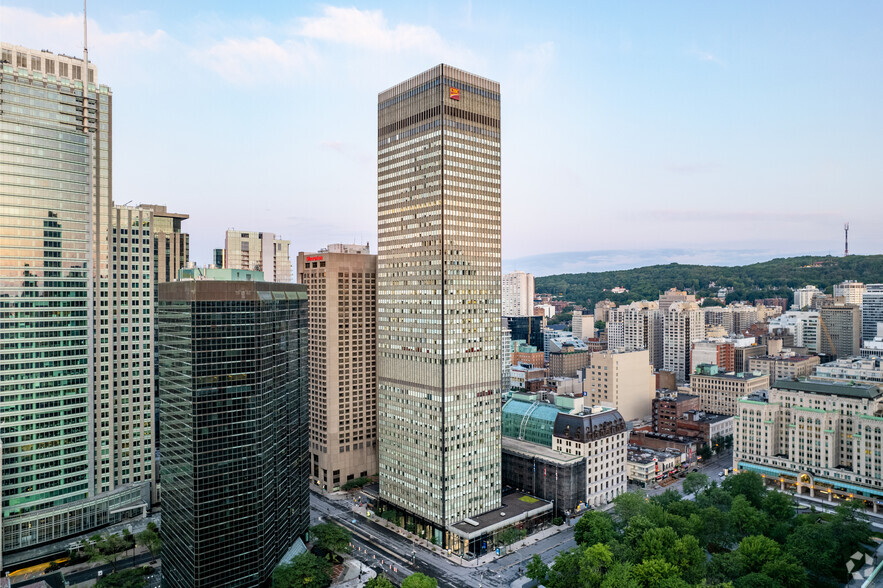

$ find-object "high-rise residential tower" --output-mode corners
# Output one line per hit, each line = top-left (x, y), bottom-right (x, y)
(607, 301), (664, 369)
(377, 65), (502, 546)
(223, 229), (292, 282)
(663, 301), (706, 382)
(862, 285), (883, 343)
(297, 244), (378, 491)
(502, 271), (535, 316)
(157, 277), (309, 588)
(0, 43), (150, 561)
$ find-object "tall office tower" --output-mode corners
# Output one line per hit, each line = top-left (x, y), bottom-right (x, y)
(223, 229), (292, 282)
(594, 300), (616, 323)
(158, 277), (309, 588)
(819, 300), (862, 359)
(862, 285), (883, 342)
(0, 44), (149, 561)
(658, 288), (696, 313)
(502, 270), (535, 316)
(501, 320), (512, 392)
(140, 204), (189, 284)
(607, 301), (664, 369)
(297, 245), (378, 491)
(663, 301), (705, 382)
(793, 285), (823, 310)
(833, 280), (866, 306)
(377, 65), (502, 545)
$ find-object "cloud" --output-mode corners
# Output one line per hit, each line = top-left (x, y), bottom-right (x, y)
(190, 36), (317, 84)
(0, 6), (168, 55)
(297, 6), (449, 54)
(691, 48), (725, 67)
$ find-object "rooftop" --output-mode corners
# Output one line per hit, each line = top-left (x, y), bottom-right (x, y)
(772, 379), (882, 399)
(449, 491), (552, 539)
(501, 437), (583, 466)
(752, 354), (816, 363)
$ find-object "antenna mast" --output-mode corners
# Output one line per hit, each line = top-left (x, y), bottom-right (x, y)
(844, 222), (849, 257)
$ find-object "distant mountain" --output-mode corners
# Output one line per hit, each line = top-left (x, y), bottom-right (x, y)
(534, 254), (883, 307)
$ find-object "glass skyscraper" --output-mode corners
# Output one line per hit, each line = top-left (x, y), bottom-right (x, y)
(158, 278), (309, 588)
(376, 65), (502, 548)
(0, 43), (149, 560)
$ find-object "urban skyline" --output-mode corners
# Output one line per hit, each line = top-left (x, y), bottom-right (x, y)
(3, 1), (882, 272)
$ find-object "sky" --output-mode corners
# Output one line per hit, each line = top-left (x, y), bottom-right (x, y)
(2, 1), (881, 275)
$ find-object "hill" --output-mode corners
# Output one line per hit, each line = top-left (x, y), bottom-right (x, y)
(534, 254), (883, 307)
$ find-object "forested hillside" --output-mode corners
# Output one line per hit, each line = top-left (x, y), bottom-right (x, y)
(535, 255), (883, 307)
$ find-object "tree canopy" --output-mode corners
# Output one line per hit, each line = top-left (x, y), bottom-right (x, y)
(401, 572), (438, 588)
(272, 552), (332, 588)
(542, 472), (874, 586)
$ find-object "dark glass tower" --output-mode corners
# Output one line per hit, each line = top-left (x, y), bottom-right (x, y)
(157, 278), (309, 588)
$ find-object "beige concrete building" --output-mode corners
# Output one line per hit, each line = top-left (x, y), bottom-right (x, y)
(607, 301), (664, 369)
(658, 288), (696, 313)
(377, 65), (502, 541)
(502, 271), (535, 316)
(663, 301), (705, 382)
(553, 407), (628, 507)
(594, 300), (616, 323)
(297, 245), (378, 491)
(572, 310), (595, 340)
(819, 299), (862, 358)
(140, 205), (189, 284)
(735, 381), (883, 510)
(581, 349), (656, 420)
(223, 229), (292, 282)
(833, 280), (866, 306)
(748, 353), (820, 381)
(690, 365), (770, 416)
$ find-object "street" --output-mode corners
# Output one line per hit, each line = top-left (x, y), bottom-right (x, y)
(644, 448), (733, 497)
(64, 552), (157, 585)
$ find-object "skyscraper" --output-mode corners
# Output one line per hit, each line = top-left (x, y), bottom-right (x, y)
(862, 285), (883, 343)
(502, 271), (535, 316)
(607, 301), (664, 369)
(297, 244), (378, 491)
(377, 65), (502, 545)
(222, 229), (292, 282)
(663, 301), (706, 382)
(0, 43), (150, 560)
(157, 277), (309, 588)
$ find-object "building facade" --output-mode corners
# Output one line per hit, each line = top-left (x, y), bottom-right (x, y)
(663, 301), (705, 382)
(833, 280), (866, 306)
(505, 315), (544, 351)
(502, 271), (535, 316)
(376, 65), (502, 540)
(501, 438), (586, 515)
(748, 353), (820, 381)
(690, 339), (735, 373)
(297, 245), (378, 491)
(157, 279), (309, 588)
(222, 229), (292, 283)
(819, 300), (862, 359)
(813, 357), (883, 386)
(607, 301), (664, 369)
(652, 391), (700, 436)
(581, 349), (656, 421)
(572, 310), (595, 340)
(863, 285), (883, 343)
(689, 365), (770, 416)
(792, 285), (823, 310)
(552, 408), (628, 507)
(735, 381), (883, 510)
(0, 43), (153, 560)
(768, 310), (819, 352)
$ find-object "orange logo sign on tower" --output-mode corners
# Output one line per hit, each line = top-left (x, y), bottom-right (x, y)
(449, 87), (460, 101)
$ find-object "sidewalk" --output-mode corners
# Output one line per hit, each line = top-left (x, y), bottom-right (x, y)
(315, 486), (571, 569)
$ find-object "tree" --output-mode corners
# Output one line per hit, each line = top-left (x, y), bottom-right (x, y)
(612, 491), (648, 527)
(760, 553), (808, 588)
(682, 472), (710, 496)
(401, 573), (438, 588)
(496, 527), (525, 546)
(600, 561), (638, 588)
(630, 558), (684, 588)
(785, 523), (837, 579)
(545, 548), (583, 588)
(594, 320), (606, 331)
(721, 472), (766, 508)
(310, 523), (352, 554)
(636, 527), (679, 562)
(364, 577), (395, 588)
(649, 488), (681, 510)
(697, 444), (712, 461)
(574, 511), (615, 546)
(760, 490), (794, 523)
(525, 554), (549, 584)
(135, 528), (162, 560)
(733, 572), (777, 588)
(272, 553), (332, 588)
(670, 535), (706, 584)
(729, 495), (768, 538)
(735, 535), (781, 575)
(95, 567), (151, 588)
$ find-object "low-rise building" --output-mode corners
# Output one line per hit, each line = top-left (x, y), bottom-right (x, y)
(549, 344), (591, 377)
(748, 353), (821, 381)
(735, 380), (883, 511)
(676, 411), (734, 446)
(813, 357), (883, 385)
(502, 437), (587, 514)
(689, 364), (770, 416)
(512, 341), (545, 367)
(691, 339), (736, 373)
(627, 448), (684, 485)
(552, 407), (628, 507)
(653, 391), (700, 436)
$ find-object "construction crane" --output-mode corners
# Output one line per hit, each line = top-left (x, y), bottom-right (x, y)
(818, 313), (837, 357)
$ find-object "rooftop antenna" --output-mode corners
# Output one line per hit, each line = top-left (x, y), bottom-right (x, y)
(844, 222), (849, 257)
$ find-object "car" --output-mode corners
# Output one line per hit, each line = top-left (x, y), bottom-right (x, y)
(718, 471), (725, 477)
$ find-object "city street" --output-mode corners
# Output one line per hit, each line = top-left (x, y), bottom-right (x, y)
(311, 492), (578, 588)
(644, 448), (734, 497)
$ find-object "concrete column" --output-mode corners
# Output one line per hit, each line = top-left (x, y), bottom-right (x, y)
(827, 491), (832, 502)
(810, 487), (815, 498)
(874, 502), (878, 514)
(780, 479), (784, 491)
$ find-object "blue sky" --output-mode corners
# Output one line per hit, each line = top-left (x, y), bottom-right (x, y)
(3, 1), (881, 274)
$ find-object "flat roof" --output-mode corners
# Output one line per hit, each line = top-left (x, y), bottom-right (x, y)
(752, 355), (816, 363)
(502, 437), (583, 466)
(773, 379), (882, 399)
(449, 491), (552, 539)
(692, 371), (768, 381)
